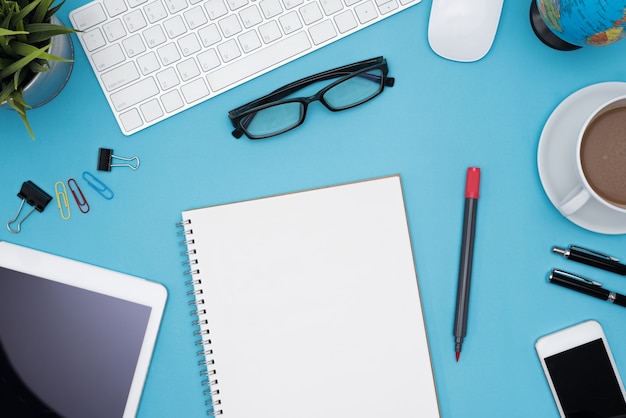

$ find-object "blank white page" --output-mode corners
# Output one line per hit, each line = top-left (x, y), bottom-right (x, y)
(182, 175), (440, 418)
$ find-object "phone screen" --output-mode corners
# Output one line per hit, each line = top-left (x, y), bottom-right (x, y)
(545, 338), (626, 418)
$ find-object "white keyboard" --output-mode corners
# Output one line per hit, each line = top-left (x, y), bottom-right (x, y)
(70, 0), (421, 135)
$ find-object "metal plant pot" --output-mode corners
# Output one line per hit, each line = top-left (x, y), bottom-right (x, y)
(1, 15), (74, 110)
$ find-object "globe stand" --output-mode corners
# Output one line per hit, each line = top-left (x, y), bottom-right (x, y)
(530, 1), (581, 51)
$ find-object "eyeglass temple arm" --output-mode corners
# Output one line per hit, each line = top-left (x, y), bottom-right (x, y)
(359, 73), (394, 86)
(232, 57), (388, 114)
(269, 59), (390, 99)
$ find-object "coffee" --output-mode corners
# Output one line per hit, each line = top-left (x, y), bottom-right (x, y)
(580, 106), (626, 206)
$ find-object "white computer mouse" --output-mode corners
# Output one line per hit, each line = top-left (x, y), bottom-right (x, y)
(428, 0), (504, 62)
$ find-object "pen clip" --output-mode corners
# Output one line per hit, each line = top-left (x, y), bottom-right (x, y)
(571, 245), (620, 263)
(552, 269), (603, 287)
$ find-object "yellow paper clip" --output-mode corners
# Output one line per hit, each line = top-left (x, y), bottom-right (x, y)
(55, 181), (71, 220)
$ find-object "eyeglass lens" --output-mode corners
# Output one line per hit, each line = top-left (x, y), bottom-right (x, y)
(242, 68), (384, 138)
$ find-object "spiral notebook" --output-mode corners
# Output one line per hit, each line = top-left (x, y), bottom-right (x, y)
(178, 175), (440, 417)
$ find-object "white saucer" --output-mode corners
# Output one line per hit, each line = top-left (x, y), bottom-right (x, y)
(537, 82), (626, 235)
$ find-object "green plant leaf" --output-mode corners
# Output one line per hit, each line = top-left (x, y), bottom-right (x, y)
(0, 28), (28, 36)
(0, 41), (50, 79)
(2, 90), (34, 139)
(44, 0), (66, 23)
(27, 59), (48, 72)
(16, 42), (69, 65)
(24, 22), (75, 43)
(10, 0), (41, 27)
(0, 57), (14, 67)
(0, 76), (17, 102)
(18, 0), (43, 17)
(33, 0), (54, 23)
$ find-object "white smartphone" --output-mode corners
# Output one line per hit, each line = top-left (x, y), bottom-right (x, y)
(535, 320), (626, 418)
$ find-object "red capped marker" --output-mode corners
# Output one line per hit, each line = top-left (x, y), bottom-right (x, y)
(454, 167), (480, 362)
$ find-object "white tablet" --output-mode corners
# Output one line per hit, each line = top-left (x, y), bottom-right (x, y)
(0, 241), (167, 418)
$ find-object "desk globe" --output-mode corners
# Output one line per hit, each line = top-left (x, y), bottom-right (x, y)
(530, 0), (626, 50)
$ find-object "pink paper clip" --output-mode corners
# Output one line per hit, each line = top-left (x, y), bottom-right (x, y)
(68, 178), (90, 213)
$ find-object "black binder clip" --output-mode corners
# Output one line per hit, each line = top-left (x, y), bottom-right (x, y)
(97, 148), (140, 172)
(7, 181), (52, 234)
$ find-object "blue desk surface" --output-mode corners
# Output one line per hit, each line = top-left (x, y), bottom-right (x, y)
(3, 1), (626, 416)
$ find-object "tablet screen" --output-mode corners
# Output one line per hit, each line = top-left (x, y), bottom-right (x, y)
(0, 265), (153, 418)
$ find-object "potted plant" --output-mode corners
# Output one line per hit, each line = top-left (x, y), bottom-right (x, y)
(0, 0), (76, 138)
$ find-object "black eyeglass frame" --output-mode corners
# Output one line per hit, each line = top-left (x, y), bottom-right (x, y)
(228, 56), (395, 139)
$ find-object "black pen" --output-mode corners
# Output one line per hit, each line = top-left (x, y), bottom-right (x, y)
(552, 245), (626, 275)
(548, 269), (626, 308)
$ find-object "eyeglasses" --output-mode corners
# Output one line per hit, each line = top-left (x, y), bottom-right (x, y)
(228, 56), (394, 140)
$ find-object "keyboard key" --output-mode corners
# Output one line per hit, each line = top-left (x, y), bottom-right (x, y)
(124, 9), (148, 32)
(177, 58), (201, 80)
(259, 20), (281, 43)
(119, 108), (144, 131)
(218, 14), (243, 37)
(181, 78), (210, 102)
(334, 10), (357, 33)
(178, 33), (202, 55)
(144, 0), (168, 23)
(198, 24), (222, 46)
(259, 0), (283, 18)
(137, 52), (161, 74)
(205, 0), (228, 19)
(71, 4), (106, 30)
(143, 25), (167, 47)
(308, 19), (337, 44)
(104, 0), (128, 16)
(320, 0), (343, 15)
(184, 6), (209, 29)
(164, 0), (189, 13)
(376, 0), (397, 14)
(354, 1), (377, 23)
(140, 99), (165, 121)
(238, 30), (262, 52)
(279, 11), (302, 34)
(128, 0), (149, 7)
(81, 28), (106, 51)
(283, 0), (304, 9)
(227, 0), (248, 11)
(197, 49), (221, 71)
(161, 90), (185, 112)
(92, 44), (125, 71)
(206, 30), (311, 91)
(157, 43), (182, 65)
(111, 77), (160, 111)
(164, 15), (188, 38)
(123, 34), (147, 57)
(103, 19), (127, 41)
(299, 2), (323, 24)
(157, 67), (181, 89)
(101, 61), (141, 91)
(239, 5), (262, 28)
(217, 39), (241, 62)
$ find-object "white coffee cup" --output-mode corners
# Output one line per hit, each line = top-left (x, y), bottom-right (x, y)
(558, 95), (626, 217)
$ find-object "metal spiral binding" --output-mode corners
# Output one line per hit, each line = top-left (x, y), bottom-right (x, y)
(178, 218), (223, 417)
